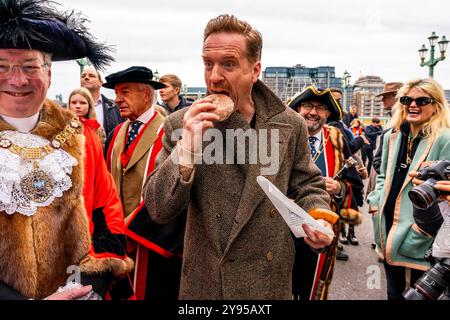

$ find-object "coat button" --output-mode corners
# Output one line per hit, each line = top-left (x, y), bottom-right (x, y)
(270, 209), (277, 218)
(266, 251), (274, 262)
(216, 214), (221, 218)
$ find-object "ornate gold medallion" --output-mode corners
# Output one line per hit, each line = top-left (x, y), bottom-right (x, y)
(20, 170), (55, 203)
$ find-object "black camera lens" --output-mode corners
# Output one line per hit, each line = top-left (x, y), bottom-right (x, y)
(403, 286), (428, 300)
(403, 261), (450, 300)
(408, 179), (440, 209)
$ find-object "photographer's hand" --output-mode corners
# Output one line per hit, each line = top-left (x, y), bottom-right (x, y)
(435, 180), (450, 205)
(409, 171), (424, 186)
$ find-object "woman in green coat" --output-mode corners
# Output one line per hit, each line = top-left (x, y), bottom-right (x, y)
(367, 78), (450, 300)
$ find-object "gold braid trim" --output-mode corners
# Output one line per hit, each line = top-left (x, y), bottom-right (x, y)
(0, 117), (81, 159)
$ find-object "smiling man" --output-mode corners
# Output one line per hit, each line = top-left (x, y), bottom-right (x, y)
(0, 0), (133, 300)
(288, 86), (364, 299)
(144, 14), (338, 300)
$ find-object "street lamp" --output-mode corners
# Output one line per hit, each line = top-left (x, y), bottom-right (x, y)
(76, 58), (91, 75)
(342, 70), (351, 110)
(418, 31), (449, 78)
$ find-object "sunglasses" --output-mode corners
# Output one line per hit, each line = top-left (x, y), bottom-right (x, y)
(399, 96), (434, 107)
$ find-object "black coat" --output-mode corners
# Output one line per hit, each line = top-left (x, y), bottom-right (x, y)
(100, 94), (124, 137)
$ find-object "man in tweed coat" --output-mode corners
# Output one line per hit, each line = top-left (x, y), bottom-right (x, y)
(144, 14), (335, 299)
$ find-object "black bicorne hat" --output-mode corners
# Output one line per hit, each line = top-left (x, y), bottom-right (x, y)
(0, 0), (114, 70)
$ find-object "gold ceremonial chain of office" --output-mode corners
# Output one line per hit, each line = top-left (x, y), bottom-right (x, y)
(0, 118), (80, 203)
(0, 118), (80, 160)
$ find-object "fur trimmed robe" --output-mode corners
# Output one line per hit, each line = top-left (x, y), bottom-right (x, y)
(325, 125), (363, 224)
(0, 100), (132, 299)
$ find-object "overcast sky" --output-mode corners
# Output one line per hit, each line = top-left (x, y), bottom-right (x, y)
(48, 0), (450, 100)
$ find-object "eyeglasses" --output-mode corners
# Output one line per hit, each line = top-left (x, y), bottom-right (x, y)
(0, 63), (48, 79)
(399, 96), (434, 107)
(300, 102), (328, 113)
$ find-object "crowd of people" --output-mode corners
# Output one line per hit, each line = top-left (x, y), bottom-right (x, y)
(0, 0), (449, 301)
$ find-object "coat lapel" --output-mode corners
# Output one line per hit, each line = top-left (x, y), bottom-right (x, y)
(124, 113), (164, 172)
(222, 80), (292, 257)
(384, 131), (401, 194)
(111, 120), (129, 190)
(400, 136), (433, 191)
(224, 120), (291, 256)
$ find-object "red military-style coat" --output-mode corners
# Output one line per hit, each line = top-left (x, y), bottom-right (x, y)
(0, 100), (133, 300)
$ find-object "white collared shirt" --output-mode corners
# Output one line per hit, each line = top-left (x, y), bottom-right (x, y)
(2, 111), (40, 133)
(95, 96), (105, 129)
(128, 107), (155, 134)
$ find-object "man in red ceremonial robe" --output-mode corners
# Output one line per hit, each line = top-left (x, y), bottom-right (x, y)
(288, 86), (364, 300)
(104, 66), (184, 300)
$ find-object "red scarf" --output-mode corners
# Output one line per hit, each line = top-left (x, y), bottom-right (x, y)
(119, 112), (158, 168)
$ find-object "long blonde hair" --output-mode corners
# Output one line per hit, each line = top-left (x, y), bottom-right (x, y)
(68, 87), (106, 143)
(389, 78), (450, 141)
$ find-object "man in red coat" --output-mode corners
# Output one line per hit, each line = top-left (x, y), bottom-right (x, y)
(288, 86), (364, 300)
(0, 0), (132, 300)
(104, 67), (184, 301)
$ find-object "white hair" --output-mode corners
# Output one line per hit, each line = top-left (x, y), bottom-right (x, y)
(137, 83), (156, 107)
(42, 52), (52, 68)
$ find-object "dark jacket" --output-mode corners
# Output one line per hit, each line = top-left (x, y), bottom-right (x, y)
(342, 112), (358, 128)
(373, 129), (390, 174)
(328, 120), (365, 154)
(101, 94), (124, 137)
(364, 124), (383, 150)
(161, 95), (192, 115)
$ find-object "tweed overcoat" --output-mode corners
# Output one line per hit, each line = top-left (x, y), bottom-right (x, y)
(144, 80), (331, 299)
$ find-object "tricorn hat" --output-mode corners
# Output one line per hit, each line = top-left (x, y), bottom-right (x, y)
(102, 66), (166, 90)
(287, 86), (343, 121)
(376, 82), (404, 97)
(0, 0), (114, 70)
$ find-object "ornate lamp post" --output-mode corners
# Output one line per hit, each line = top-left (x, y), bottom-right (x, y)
(76, 58), (90, 75)
(153, 69), (160, 81)
(342, 70), (351, 110)
(418, 32), (449, 78)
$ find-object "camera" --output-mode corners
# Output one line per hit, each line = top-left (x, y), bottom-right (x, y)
(408, 160), (450, 210)
(403, 249), (450, 300)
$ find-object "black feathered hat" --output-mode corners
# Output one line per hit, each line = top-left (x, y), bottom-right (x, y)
(287, 86), (343, 121)
(0, 0), (114, 70)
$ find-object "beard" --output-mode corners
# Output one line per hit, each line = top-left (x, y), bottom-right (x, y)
(306, 116), (326, 134)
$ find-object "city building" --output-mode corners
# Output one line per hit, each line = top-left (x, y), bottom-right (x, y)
(445, 90), (450, 105)
(185, 86), (207, 102)
(262, 65), (343, 104)
(351, 75), (389, 122)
